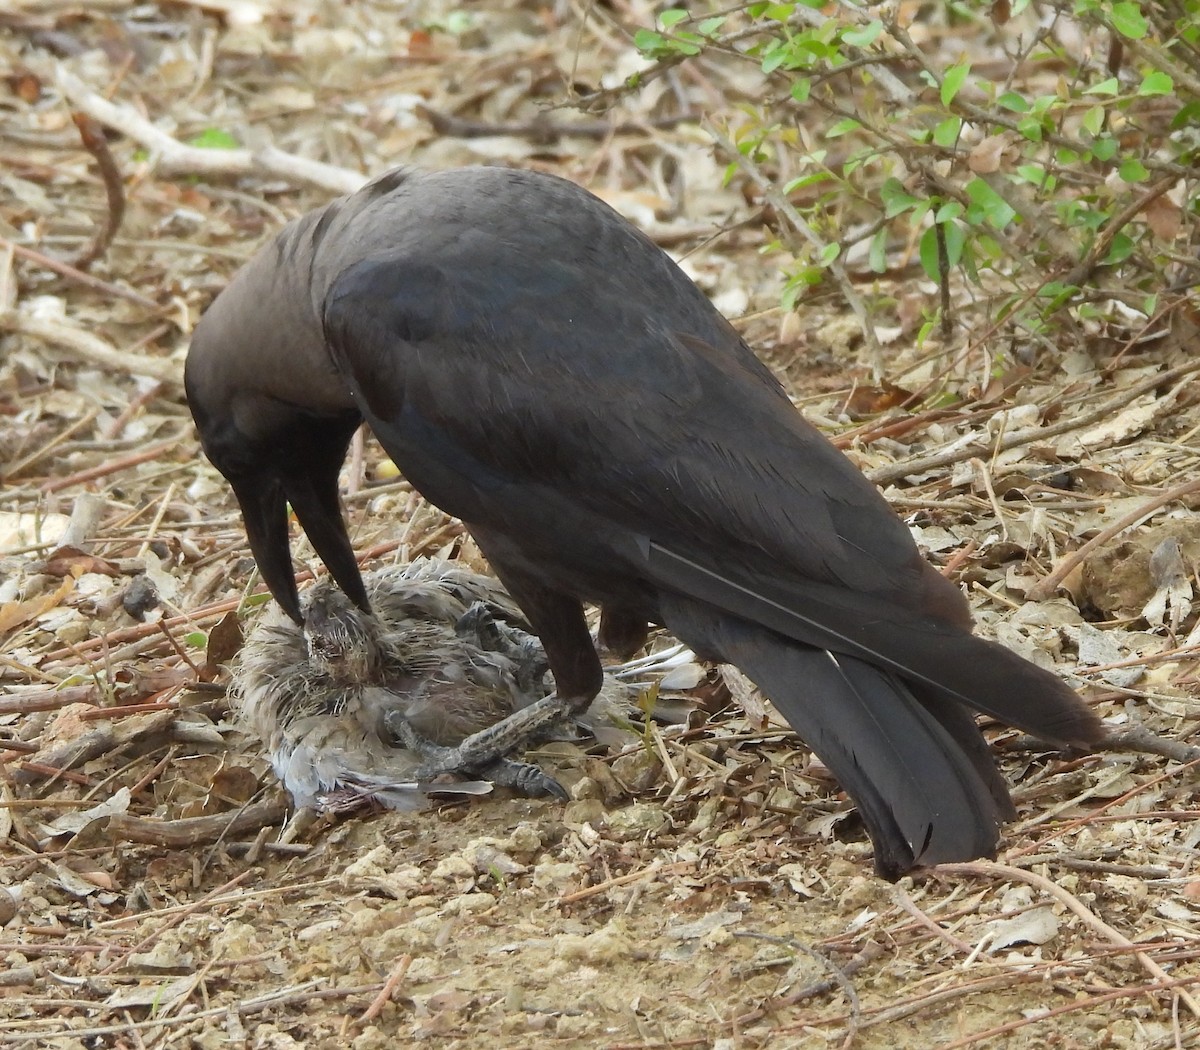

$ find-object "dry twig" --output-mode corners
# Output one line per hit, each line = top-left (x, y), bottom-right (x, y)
(57, 70), (366, 196)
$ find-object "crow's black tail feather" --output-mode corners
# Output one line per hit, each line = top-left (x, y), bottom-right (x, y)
(659, 594), (1016, 879)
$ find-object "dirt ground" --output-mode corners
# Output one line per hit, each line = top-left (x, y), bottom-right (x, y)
(2, 2), (1200, 1048)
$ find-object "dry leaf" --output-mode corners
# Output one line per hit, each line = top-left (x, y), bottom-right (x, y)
(1143, 193), (1181, 242)
(968, 134), (1007, 174)
(0, 574), (76, 635)
(722, 665), (768, 727)
(988, 906), (1059, 950)
(844, 382), (914, 418)
(42, 545), (121, 579)
(204, 609), (245, 679)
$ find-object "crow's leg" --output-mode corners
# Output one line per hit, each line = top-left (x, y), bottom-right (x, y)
(467, 531), (604, 716)
(600, 603), (650, 659)
(379, 529), (602, 798)
(383, 703), (568, 799)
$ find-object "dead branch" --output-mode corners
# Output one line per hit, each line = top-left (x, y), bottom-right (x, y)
(937, 860), (1200, 1018)
(1028, 476), (1200, 600)
(57, 70), (366, 197)
(106, 796), (290, 848)
(1, 309), (183, 385)
(0, 239), (158, 310)
(70, 112), (126, 271)
(869, 358), (1200, 486)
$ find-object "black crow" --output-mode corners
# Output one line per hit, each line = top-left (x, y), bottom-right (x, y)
(187, 166), (1102, 877)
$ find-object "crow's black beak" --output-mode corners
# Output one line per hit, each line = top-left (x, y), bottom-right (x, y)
(232, 469), (371, 624)
(232, 475), (304, 624)
(285, 468), (372, 618)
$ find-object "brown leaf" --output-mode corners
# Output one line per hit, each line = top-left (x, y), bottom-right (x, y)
(1142, 193), (1181, 242)
(203, 610), (244, 680)
(210, 765), (260, 806)
(968, 134), (1007, 175)
(6, 71), (43, 104)
(408, 28), (435, 56)
(844, 381), (914, 418)
(42, 545), (121, 578)
(0, 575), (76, 635)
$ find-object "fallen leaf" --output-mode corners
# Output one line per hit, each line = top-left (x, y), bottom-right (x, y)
(0, 574), (76, 635)
(42, 545), (121, 578)
(204, 609), (244, 679)
(969, 134), (1007, 174)
(989, 906), (1059, 950)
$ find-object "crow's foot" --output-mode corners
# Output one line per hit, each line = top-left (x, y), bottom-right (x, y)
(481, 757), (569, 800)
(383, 692), (573, 799)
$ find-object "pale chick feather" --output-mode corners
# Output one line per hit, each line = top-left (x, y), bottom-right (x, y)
(232, 558), (640, 810)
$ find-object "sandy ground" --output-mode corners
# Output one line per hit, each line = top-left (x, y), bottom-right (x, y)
(2, 3), (1199, 1048)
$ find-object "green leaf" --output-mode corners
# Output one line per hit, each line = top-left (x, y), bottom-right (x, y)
(1081, 105), (1105, 136)
(1036, 282), (1078, 311)
(1118, 158), (1149, 182)
(942, 223), (965, 269)
(1109, 1), (1148, 39)
(941, 61), (970, 106)
(633, 28), (667, 54)
(842, 19), (883, 47)
(934, 201), (964, 222)
(826, 117), (862, 137)
(932, 116), (962, 148)
(818, 242), (841, 265)
(185, 631), (208, 648)
(1016, 164), (1055, 191)
(880, 177), (922, 217)
(868, 227), (888, 273)
(1017, 116), (1044, 141)
(1172, 100), (1200, 129)
(659, 8), (689, 28)
(996, 91), (1030, 113)
(1090, 135), (1118, 161)
(919, 226), (941, 282)
(791, 78), (812, 104)
(189, 127), (239, 150)
(783, 171), (833, 193)
(1139, 71), (1173, 96)
(1086, 77), (1120, 96)
(761, 49), (787, 74)
(965, 178), (1016, 228)
(1104, 231), (1135, 265)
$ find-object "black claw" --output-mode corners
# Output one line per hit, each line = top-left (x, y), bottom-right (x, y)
(455, 602), (504, 649)
(484, 759), (569, 801)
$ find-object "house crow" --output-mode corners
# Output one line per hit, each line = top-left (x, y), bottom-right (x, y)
(187, 166), (1102, 878)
